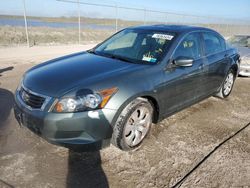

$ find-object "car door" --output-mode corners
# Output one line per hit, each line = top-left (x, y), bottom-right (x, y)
(160, 32), (206, 115)
(201, 32), (229, 94)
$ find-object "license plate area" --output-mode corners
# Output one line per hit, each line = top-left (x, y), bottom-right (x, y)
(14, 105), (43, 135)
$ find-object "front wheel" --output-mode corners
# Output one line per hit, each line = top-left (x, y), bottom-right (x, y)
(215, 69), (235, 98)
(111, 98), (153, 151)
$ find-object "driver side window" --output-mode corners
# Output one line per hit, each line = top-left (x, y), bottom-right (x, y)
(173, 33), (201, 60)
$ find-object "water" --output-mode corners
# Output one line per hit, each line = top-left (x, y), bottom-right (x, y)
(0, 17), (114, 30)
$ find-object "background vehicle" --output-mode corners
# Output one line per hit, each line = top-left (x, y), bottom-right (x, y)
(14, 25), (240, 151)
(227, 35), (250, 76)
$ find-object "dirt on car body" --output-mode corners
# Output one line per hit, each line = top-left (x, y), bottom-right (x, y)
(0, 46), (250, 188)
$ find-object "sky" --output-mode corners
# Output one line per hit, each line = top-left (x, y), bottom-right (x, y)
(0, 0), (250, 22)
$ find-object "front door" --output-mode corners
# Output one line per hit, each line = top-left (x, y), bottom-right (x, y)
(160, 32), (206, 115)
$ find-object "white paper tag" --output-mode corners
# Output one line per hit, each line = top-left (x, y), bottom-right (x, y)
(152, 33), (174, 40)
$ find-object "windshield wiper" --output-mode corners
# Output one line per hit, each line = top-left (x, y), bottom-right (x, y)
(87, 49), (97, 55)
(88, 50), (134, 63)
(102, 53), (133, 63)
(110, 55), (133, 63)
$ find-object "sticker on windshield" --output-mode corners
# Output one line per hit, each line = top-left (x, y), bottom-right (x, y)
(142, 56), (157, 63)
(152, 33), (174, 40)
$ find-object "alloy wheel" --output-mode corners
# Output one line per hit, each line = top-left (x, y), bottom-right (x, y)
(123, 106), (152, 147)
(223, 72), (234, 96)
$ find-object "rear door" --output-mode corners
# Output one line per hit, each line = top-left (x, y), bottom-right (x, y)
(201, 32), (228, 94)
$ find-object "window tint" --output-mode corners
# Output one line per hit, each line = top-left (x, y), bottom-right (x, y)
(203, 32), (225, 55)
(226, 41), (233, 50)
(173, 33), (201, 60)
(95, 29), (176, 64)
(105, 32), (137, 50)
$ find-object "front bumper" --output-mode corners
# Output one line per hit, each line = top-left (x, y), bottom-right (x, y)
(14, 96), (117, 151)
(239, 64), (250, 77)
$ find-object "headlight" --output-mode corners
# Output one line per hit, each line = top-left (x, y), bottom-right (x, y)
(17, 77), (24, 91)
(53, 87), (118, 113)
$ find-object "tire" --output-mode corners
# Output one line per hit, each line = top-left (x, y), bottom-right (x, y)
(215, 69), (235, 99)
(111, 98), (153, 151)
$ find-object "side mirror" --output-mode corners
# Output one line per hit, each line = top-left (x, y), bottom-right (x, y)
(173, 56), (194, 67)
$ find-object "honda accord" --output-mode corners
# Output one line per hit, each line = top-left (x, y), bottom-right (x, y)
(14, 25), (240, 151)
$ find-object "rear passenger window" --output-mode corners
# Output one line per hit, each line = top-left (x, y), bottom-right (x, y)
(173, 33), (202, 60)
(203, 33), (225, 55)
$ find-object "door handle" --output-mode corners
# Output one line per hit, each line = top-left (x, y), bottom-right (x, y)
(199, 63), (204, 70)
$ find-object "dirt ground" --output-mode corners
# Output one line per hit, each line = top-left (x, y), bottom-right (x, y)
(0, 45), (250, 188)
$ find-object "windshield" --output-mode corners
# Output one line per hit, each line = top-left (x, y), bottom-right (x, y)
(227, 35), (250, 48)
(93, 29), (176, 64)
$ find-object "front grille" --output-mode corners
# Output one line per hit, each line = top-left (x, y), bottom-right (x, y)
(19, 87), (46, 109)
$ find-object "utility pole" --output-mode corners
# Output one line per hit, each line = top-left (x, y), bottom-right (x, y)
(115, 4), (118, 32)
(77, 0), (81, 44)
(22, 0), (30, 47)
(143, 8), (146, 25)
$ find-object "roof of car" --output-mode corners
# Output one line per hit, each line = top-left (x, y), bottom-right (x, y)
(130, 24), (214, 34)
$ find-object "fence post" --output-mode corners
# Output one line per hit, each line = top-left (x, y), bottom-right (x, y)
(165, 13), (168, 24)
(115, 4), (118, 32)
(206, 17), (211, 29)
(181, 15), (185, 25)
(225, 19), (229, 37)
(77, 0), (81, 44)
(196, 16), (199, 26)
(245, 22), (249, 35)
(143, 8), (146, 25)
(22, 0), (29, 47)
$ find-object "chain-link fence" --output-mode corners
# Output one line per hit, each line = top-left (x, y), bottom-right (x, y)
(0, 0), (250, 47)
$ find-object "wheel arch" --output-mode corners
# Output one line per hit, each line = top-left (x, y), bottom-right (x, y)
(139, 95), (160, 124)
(230, 63), (239, 77)
(228, 52), (240, 77)
(110, 93), (160, 127)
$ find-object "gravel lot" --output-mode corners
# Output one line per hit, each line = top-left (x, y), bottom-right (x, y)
(0, 45), (250, 188)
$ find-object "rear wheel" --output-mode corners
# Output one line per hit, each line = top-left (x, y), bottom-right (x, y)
(112, 98), (153, 151)
(215, 69), (235, 98)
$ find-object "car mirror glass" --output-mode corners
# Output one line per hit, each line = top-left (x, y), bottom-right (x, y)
(174, 56), (194, 67)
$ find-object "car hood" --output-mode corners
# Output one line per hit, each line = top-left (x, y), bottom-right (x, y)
(23, 52), (141, 97)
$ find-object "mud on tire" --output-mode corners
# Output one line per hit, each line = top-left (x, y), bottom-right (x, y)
(111, 98), (153, 151)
